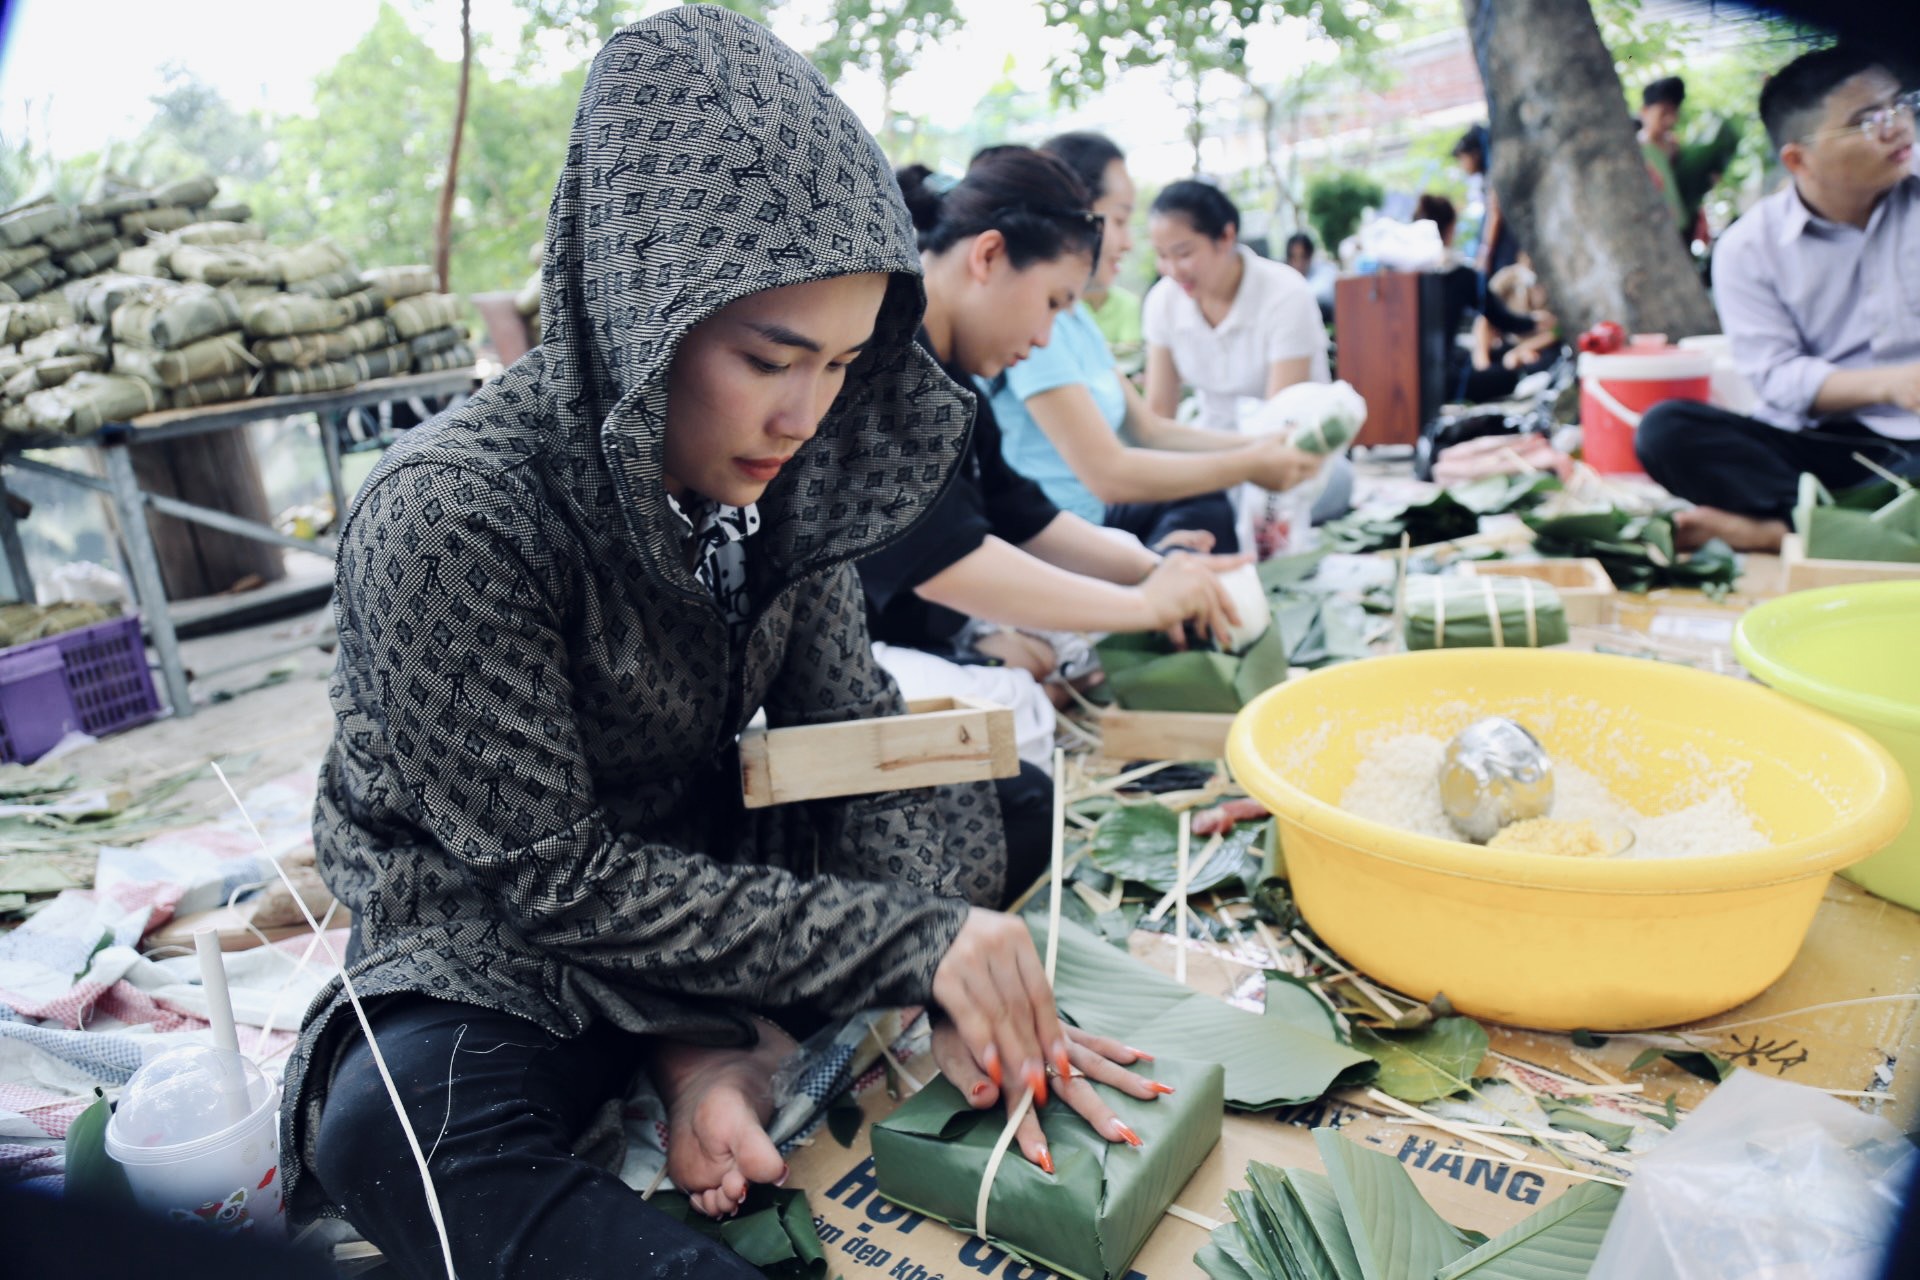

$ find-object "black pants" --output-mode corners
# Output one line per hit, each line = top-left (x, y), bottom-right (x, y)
(1636, 401), (1920, 523)
(1105, 491), (1239, 553)
(313, 997), (764, 1280)
(995, 762), (1055, 902)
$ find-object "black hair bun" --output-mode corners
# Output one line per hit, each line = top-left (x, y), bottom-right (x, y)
(895, 164), (945, 233)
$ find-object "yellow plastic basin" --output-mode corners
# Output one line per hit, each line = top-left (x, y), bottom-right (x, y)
(1226, 650), (1910, 1030)
(1736, 582), (1920, 910)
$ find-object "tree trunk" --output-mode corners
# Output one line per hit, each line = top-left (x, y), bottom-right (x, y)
(1462, 0), (1719, 338)
(433, 0), (472, 295)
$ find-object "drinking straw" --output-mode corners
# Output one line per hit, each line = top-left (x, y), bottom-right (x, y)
(195, 928), (253, 1126)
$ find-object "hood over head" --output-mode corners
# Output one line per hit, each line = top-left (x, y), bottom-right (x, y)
(531, 4), (971, 594)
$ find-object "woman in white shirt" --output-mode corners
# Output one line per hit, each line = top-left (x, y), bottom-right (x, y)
(1143, 181), (1351, 532)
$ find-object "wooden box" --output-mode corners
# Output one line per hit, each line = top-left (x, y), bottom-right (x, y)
(1461, 557), (1617, 625)
(738, 696), (1018, 809)
(1333, 270), (1450, 448)
(1780, 533), (1920, 593)
(1097, 708), (1236, 763)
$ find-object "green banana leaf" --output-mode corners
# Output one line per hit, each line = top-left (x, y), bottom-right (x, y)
(1352, 1017), (1489, 1103)
(1432, 1183), (1624, 1280)
(1315, 1128), (1481, 1280)
(1197, 1226), (1265, 1280)
(1036, 917), (1377, 1109)
(63, 1089), (132, 1205)
(1797, 473), (1920, 563)
(1228, 1188), (1306, 1280)
(1258, 544), (1333, 590)
(1402, 576), (1570, 650)
(1251, 1163), (1363, 1280)
(1320, 476), (1560, 555)
(1098, 612), (1291, 713)
(1525, 508), (1739, 593)
(650, 1187), (828, 1275)
(1089, 803), (1262, 894)
(1284, 594), (1376, 668)
(1265, 974), (1341, 1041)
(871, 1056), (1226, 1280)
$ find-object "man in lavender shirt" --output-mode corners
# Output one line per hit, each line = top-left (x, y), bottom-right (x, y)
(1635, 45), (1920, 552)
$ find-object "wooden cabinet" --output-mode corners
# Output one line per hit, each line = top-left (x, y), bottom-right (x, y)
(1334, 271), (1450, 448)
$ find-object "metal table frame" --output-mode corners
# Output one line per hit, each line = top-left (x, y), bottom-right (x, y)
(0, 369), (477, 718)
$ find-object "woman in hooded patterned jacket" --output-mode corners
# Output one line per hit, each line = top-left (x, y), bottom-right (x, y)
(286, 10), (1172, 1278)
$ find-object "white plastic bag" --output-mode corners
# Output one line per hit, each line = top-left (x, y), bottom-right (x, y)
(1355, 213), (1447, 272)
(1235, 381), (1366, 557)
(1589, 1070), (1915, 1280)
(1238, 379), (1368, 455)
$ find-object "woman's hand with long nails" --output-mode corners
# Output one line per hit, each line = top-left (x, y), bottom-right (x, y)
(931, 908), (1067, 1120)
(930, 1018), (1167, 1170)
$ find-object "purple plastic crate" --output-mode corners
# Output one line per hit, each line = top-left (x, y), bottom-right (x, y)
(1, 614), (164, 744)
(0, 646), (82, 764)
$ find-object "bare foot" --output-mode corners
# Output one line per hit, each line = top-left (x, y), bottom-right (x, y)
(651, 1021), (795, 1218)
(1672, 506), (1787, 553)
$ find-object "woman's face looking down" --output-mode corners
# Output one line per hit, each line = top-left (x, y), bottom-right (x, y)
(663, 271), (890, 507)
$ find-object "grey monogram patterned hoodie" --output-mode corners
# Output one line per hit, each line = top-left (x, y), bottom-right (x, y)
(283, 6), (1005, 1214)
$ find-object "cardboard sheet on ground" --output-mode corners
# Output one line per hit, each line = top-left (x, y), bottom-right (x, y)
(1486, 877), (1920, 1126)
(1033, 918), (1376, 1110)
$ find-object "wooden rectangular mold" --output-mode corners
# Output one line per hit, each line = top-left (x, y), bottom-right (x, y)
(1097, 708), (1236, 763)
(1780, 533), (1920, 593)
(738, 696), (1018, 809)
(1461, 557), (1617, 626)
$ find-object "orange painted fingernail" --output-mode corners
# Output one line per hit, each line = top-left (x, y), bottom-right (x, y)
(1054, 1044), (1073, 1078)
(1126, 1046), (1155, 1061)
(1115, 1123), (1143, 1148)
(1038, 1146), (1054, 1175)
(1029, 1067), (1048, 1108)
(985, 1050), (1002, 1087)
(1149, 1082), (1176, 1096)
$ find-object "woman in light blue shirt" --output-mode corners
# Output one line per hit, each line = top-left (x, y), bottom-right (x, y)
(986, 133), (1323, 554)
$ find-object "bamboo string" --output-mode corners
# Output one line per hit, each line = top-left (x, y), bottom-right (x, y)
(1175, 812), (1192, 985)
(212, 764), (459, 1280)
(975, 749), (1069, 1242)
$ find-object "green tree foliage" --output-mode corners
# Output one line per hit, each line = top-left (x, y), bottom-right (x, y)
(248, 3), (577, 293)
(1305, 169), (1384, 252)
(808, 0), (964, 148)
(1041, 0), (1399, 101)
(140, 64), (275, 186)
(508, 0), (777, 59)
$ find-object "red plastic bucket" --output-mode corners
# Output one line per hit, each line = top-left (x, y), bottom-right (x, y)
(1578, 349), (1713, 474)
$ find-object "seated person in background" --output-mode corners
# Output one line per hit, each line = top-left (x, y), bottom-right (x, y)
(1142, 180), (1352, 533)
(1641, 76), (1691, 237)
(1636, 45), (1920, 551)
(1284, 230), (1338, 320)
(982, 134), (1326, 556)
(1466, 254), (1562, 402)
(863, 149), (1242, 789)
(1050, 132), (1148, 375)
(1417, 192), (1540, 402)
